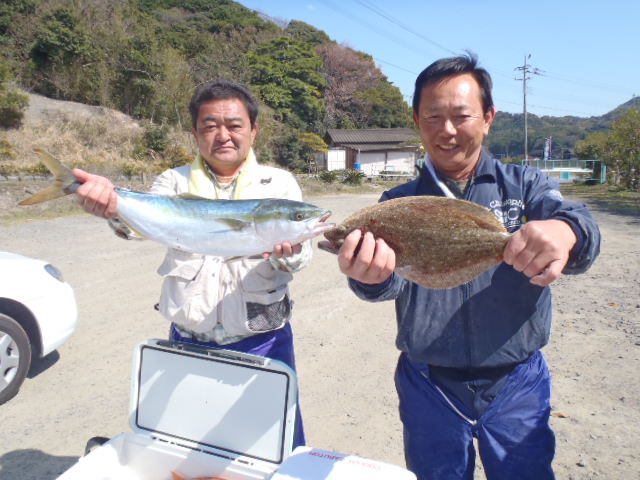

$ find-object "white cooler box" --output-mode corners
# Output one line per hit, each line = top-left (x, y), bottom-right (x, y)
(57, 339), (415, 480)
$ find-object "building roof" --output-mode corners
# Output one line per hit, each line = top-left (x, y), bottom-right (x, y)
(326, 128), (420, 146)
(338, 143), (417, 152)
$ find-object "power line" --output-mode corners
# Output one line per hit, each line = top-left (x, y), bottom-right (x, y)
(374, 58), (420, 75)
(317, 0), (444, 58)
(542, 70), (635, 97)
(353, 0), (457, 55)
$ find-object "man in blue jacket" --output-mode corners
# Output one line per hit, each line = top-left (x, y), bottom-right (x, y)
(326, 53), (600, 479)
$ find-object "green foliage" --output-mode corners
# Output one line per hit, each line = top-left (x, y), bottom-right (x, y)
(25, 161), (50, 176)
(342, 169), (366, 185)
(112, 32), (163, 117)
(576, 108), (640, 190)
(140, 0), (277, 34)
(0, 63), (29, 129)
(144, 124), (169, 152)
(354, 81), (413, 128)
(247, 36), (327, 131)
(31, 8), (92, 69)
(317, 43), (411, 129)
(2, 0), (637, 175)
(300, 132), (327, 152)
(0, 0), (35, 38)
(486, 110), (613, 159)
(319, 169), (337, 183)
(273, 132), (308, 172)
(0, 136), (17, 177)
(121, 162), (143, 179)
(604, 108), (640, 190)
(0, 90), (28, 129)
(159, 144), (193, 170)
(575, 131), (608, 160)
(285, 20), (330, 45)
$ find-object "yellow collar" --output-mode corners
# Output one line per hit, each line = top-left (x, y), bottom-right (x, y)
(188, 148), (257, 199)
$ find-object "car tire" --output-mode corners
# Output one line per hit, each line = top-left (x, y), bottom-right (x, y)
(0, 313), (32, 405)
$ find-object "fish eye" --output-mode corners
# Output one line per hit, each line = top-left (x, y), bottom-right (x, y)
(295, 213), (304, 221)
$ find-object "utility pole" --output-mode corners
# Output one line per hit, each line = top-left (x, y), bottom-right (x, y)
(515, 55), (544, 163)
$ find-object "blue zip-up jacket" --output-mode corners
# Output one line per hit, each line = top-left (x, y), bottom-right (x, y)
(349, 151), (601, 369)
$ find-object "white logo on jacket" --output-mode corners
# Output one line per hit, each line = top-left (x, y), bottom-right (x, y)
(489, 199), (525, 230)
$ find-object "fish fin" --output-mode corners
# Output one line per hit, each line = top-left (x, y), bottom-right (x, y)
(108, 218), (146, 240)
(171, 471), (188, 480)
(18, 149), (81, 205)
(218, 218), (251, 231)
(317, 239), (341, 255)
(397, 257), (502, 289)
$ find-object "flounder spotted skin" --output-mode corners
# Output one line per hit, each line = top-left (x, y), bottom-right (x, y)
(323, 196), (510, 289)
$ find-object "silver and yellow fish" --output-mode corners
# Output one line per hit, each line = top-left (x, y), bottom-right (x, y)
(20, 149), (334, 257)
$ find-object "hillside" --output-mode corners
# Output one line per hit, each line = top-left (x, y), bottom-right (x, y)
(0, 0), (637, 164)
(486, 96), (640, 159)
(0, 0), (411, 173)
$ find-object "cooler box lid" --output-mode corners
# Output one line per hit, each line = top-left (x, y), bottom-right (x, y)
(129, 339), (297, 466)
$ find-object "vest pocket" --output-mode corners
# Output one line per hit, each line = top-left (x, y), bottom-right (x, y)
(245, 289), (291, 333)
(156, 251), (214, 331)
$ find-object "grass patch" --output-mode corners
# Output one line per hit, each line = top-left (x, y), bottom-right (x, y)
(561, 183), (640, 217)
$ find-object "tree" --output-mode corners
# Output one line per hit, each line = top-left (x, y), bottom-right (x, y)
(30, 7), (97, 99)
(0, 0), (36, 38)
(285, 20), (330, 45)
(300, 132), (327, 173)
(246, 36), (327, 131)
(577, 108), (640, 189)
(0, 63), (28, 129)
(606, 108), (640, 190)
(317, 43), (411, 128)
(353, 80), (412, 128)
(575, 131), (608, 160)
(150, 47), (193, 128)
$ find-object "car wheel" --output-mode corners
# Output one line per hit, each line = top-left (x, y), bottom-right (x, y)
(0, 313), (32, 405)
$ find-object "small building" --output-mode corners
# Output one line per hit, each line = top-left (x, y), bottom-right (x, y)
(521, 158), (606, 184)
(322, 128), (421, 176)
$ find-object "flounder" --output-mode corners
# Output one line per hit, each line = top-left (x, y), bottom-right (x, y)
(321, 195), (511, 289)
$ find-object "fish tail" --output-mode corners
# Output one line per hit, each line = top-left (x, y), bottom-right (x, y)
(18, 148), (81, 205)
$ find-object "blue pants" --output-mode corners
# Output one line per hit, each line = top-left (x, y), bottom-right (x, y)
(395, 351), (555, 480)
(170, 322), (306, 449)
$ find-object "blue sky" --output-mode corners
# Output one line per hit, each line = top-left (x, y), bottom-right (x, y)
(237, 0), (638, 118)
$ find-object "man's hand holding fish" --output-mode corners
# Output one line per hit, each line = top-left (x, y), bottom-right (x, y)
(503, 218), (578, 287)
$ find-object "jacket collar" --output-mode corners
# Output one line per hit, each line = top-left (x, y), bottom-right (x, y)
(418, 148), (497, 183)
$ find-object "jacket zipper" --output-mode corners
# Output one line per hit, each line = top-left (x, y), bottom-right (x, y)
(462, 179), (475, 369)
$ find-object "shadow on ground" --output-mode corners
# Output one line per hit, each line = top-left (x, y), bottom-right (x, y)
(0, 449), (78, 480)
(27, 351), (60, 379)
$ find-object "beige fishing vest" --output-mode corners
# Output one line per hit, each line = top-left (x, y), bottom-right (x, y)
(149, 163), (312, 344)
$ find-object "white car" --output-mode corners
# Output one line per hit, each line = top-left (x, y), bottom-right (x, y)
(0, 251), (78, 405)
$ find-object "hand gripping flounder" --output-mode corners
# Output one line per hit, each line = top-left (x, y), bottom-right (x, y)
(321, 195), (512, 289)
(19, 149), (334, 257)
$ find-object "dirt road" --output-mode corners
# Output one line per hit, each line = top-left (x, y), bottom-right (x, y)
(0, 193), (638, 480)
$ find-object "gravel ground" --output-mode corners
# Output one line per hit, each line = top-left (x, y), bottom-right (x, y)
(0, 191), (638, 480)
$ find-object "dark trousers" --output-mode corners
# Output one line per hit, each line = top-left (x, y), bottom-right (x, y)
(395, 351), (555, 480)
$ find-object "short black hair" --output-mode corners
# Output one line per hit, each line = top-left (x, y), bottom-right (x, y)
(412, 52), (494, 115)
(189, 80), (259, 129)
